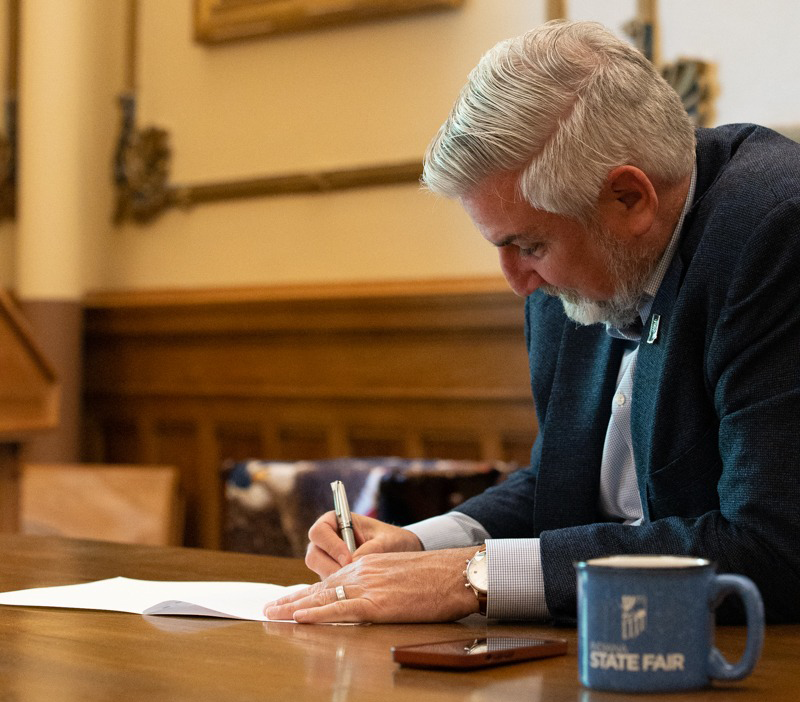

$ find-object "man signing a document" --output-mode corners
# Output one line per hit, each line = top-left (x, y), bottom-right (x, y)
(265, 20), (800, 625)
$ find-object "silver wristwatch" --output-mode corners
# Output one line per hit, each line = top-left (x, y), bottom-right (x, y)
(464, 546), (488, 615)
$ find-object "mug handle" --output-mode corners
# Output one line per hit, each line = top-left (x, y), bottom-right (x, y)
(707, 574), (765, 681)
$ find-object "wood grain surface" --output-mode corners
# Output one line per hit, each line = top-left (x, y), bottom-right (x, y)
(0, 535), (795, 702)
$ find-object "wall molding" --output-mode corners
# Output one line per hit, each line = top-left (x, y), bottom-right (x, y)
(167, 160), (423, 209)
(84, 275), (512, 308)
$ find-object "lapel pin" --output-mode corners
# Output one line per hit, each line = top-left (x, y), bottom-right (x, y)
(647, 314), (661, 344)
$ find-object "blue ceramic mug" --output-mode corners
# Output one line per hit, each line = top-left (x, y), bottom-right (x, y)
(575, 555), (764, 692)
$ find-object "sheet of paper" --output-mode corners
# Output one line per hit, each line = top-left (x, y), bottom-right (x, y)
(0, 577), (310, 621)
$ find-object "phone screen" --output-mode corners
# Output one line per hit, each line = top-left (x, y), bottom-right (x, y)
(392, 636), (567, 669)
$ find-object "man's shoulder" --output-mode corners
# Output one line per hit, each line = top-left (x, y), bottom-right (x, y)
(673, 127), (800, 344)
(685, 124), (800, 261)
(696, 122), (800, 156)
(695, 124), (800, 206)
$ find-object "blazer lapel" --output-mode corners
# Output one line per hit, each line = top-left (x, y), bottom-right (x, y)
(533, 321), (624, 533)
(631, 253), (685, 517)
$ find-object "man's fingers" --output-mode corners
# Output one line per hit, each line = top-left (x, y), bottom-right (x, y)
(292, 583), (366, 623)
(292, 600), (365, 624)
(264, 583), (318, 611)
(265, 584), (359, 622)
(307, 512), (354, 570)
(352, 538), (387, 558)
(305, 543), (343, 579)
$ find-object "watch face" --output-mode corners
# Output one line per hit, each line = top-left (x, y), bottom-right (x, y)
(467, 551), (488, 592)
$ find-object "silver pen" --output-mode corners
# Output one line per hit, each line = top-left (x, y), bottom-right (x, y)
(330, 480), (357, 553)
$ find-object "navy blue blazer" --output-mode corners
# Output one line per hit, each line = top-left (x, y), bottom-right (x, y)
(457, 124), (800, 623)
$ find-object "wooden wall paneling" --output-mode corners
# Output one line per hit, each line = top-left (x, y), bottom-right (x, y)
(97, 418), (141, 464)
(198, 415), (225, 549)
(259, 419), (281, 460)
(405, 430), (425, 458)
(325, 423), (351, 460)
(276, 424), (330, 461)
(82, 278), (537, 549)
(0, 445), (20, 532)
(151, 418), (200, 544)
(479, 433), (503, 464)
(216, 421), (264, 464)
(502, 432), (536, 466)
(347, 425), (408, 458)
(420, 431), (482, 461)
(137, 415), (159, 466)
(153, 419), (198, 466)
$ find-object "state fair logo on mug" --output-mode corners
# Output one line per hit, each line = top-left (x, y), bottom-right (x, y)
(621, 595), (647, 640)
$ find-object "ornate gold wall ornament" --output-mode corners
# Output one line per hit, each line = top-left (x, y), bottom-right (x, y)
(113, 2), (174, 225)
(113, 94), (172, 224)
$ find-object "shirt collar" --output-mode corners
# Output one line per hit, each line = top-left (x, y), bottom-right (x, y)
(607, 162), (697, 340)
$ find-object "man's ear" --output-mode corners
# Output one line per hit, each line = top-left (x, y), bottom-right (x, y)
(597, 166), (658, 242)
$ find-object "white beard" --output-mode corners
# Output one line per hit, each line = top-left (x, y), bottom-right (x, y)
(558, 290), (643, 330)
(541, 225), (660, 330)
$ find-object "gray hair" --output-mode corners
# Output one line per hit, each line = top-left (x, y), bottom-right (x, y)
(422, 20), (696, 222)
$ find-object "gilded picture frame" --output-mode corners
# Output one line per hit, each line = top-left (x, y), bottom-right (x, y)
(195, 0), (465, 44)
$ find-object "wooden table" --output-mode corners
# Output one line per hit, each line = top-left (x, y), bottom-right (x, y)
(0, 535), (796, 702)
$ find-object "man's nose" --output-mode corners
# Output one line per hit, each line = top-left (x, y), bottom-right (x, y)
(498, 247), (543, 297)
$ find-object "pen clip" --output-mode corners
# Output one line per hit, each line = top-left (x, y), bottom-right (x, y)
(331, 480), (352, 528)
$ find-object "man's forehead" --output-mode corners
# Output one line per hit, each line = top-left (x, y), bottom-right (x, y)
(461, 172), (551, 235)
(472, 170), (523, 203)
(461, 172), (522, 217)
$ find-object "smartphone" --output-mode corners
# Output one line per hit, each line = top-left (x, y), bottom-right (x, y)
(391, 635), (567, 670)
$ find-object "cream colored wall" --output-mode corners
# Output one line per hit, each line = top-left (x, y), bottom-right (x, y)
(16, 0), (125, 301)
(0, 1), (798, 294)
(103, 0), (546, 291)
(0, 0), (124, 295)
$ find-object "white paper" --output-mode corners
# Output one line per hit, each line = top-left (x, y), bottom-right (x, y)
(0, 577), (310, 621)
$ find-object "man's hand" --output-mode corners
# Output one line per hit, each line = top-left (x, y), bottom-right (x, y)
(265, 547), (479, 624)
(305, 511), (423, 578)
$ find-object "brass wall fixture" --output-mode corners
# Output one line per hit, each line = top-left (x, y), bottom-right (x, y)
(113, 0), (172, 224)
(113, 92), (172, 224)
(0, 0), (18, 221)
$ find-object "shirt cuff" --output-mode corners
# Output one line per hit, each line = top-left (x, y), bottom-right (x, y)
(404, 511), (489, 551)
(486, 538), (550, 621)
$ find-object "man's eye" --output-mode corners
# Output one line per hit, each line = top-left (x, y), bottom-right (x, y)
(519, 243), (545, 257)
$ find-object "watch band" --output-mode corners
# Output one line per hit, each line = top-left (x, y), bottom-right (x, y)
(475, 590), (488, 615)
